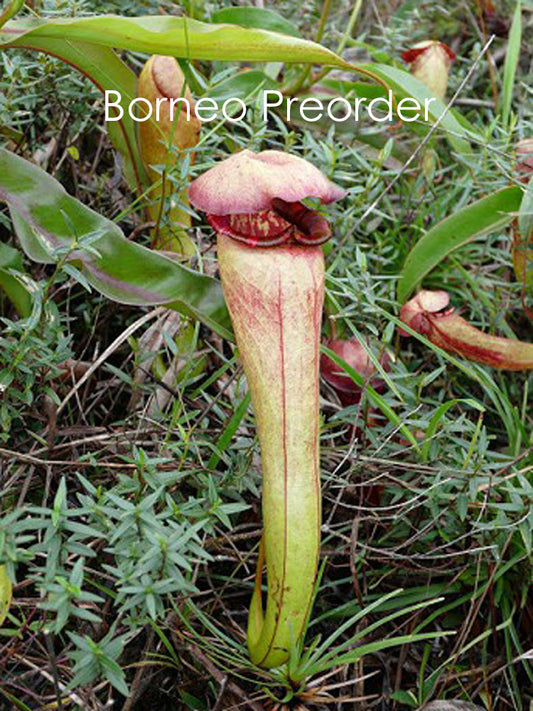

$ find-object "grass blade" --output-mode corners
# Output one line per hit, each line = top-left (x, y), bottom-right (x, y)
(500, 0), (522, 128)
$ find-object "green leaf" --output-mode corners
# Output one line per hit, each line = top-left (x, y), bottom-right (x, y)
(518, 177), (533, 243)
(316, 632), (446, 672)
(393, 0), (425, 18)
(210, 7), (299, 38)
(398, 186), (524, 303)
(101, 656), (129, 697)
(207, 70), (277, 101)
(358, 63), (478, 154)
(1, 15), (352, 67)
(0, 565), (12, 627)
(322, 77), (391, 102)
(0, 147), (233, 340)
(420, 398), (484, 463)
(0, 0), (24, 28)
(500, 0), (522, 127)
(0, 241), (32, 317)
(207, 391), (251, 470)
(513, 178), (533, 286)
(178, 690), (208, 710)
(0, 37), (146, 191)
(390, 690), (418, 707)
(0, 688), (32, 711)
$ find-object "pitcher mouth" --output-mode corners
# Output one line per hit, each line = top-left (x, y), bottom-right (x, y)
(207, 199), (331, 248)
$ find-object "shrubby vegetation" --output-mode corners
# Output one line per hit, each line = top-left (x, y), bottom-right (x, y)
(0, 0), (531, 708)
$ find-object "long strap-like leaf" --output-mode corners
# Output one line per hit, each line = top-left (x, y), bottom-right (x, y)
(0, 147), (233, 339)
(0, 14), (352, 65)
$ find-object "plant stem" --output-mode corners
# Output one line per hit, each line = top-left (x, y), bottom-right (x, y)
(304, 0), (364, 90)
(287, 0), (332, 95)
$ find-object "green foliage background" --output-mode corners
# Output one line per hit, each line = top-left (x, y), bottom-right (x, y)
(0, 0), (531, 708)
